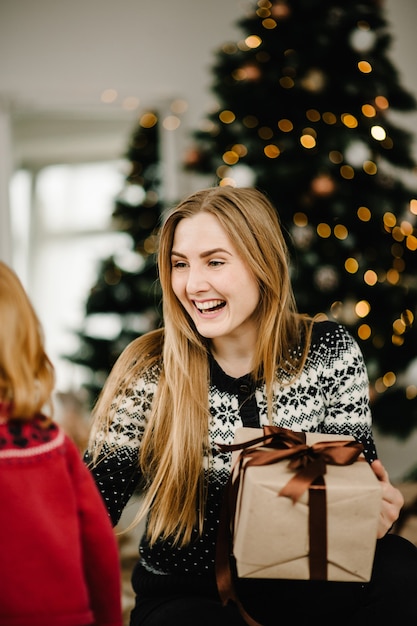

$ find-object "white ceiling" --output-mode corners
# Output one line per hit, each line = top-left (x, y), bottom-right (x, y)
(0, 0), (244, 166)
(1, 0), (416, 167)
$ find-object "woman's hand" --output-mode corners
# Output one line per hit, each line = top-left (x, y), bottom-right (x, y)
(371, 459), (404, 538)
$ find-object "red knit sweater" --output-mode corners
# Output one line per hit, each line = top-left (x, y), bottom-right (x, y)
(0, 410), (123, 626)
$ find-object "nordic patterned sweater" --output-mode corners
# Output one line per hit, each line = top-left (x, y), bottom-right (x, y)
(84, 320), (378, 598)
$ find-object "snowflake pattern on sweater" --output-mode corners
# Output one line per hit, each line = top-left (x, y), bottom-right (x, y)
(85, 321), (377, 585)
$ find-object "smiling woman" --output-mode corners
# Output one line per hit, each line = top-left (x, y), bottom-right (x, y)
(84, 185), (417, 626)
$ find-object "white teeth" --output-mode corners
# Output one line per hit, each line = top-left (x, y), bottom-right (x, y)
(195, 300), (224, 311)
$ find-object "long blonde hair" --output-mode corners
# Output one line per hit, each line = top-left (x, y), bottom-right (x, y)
(0, 261), (55, 419)
(89, 186), (312, 545)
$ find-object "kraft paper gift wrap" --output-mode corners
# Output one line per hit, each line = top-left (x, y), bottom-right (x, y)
(223, 426), (382, 583)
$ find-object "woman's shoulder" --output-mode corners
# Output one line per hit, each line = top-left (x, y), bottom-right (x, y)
(310, 319), (354, 345)
(308, 320), (363, 363)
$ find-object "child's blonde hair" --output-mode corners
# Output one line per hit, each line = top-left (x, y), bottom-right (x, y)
(0, 261), (55, 419)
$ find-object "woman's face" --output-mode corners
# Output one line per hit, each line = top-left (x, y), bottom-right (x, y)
(170, 212), (260, 342)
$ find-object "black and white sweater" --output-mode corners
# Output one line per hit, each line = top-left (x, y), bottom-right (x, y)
(84, 321), (377, 597)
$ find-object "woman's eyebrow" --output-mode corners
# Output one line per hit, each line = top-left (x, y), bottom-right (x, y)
(171, 248), (232, 258)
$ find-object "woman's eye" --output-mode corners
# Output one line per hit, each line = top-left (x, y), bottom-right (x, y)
(172, 261), (187, 269)
(208, 259), (225, 267)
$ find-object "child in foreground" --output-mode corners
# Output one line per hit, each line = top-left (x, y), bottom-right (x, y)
(0, 261), (123, 626)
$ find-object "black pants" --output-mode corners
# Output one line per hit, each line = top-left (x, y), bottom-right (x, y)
(130, 534), (417, 626)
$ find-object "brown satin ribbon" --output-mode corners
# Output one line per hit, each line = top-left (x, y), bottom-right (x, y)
(215, 426), (364, 626)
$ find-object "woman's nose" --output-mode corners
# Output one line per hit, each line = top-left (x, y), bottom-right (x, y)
(186, 267), (209, 294)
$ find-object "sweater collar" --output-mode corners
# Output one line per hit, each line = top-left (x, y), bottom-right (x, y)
(208, 353), (256, 393)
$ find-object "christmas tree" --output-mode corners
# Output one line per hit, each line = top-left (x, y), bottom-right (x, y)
(66, 111), (164, 405)
(186, 0), (417, 437)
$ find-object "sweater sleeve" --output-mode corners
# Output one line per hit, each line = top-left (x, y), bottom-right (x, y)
(313, 321), (377, 463)
(84, 367), (158, 525)
(84, 444), (141, 526)
(66, 436), (124, 626)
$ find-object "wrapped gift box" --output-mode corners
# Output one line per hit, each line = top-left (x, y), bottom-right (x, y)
(230, 427), (382, 583)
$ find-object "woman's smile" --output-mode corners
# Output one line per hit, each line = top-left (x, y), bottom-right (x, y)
(193, 299), (226, 314)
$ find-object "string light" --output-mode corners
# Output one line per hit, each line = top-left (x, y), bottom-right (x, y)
(358, 60), (372, 73)
(317, 223), (331, 238)
(101, 88), (118, 103)
(345, 258), (359, 273)
(334, 224), (348, 240)
(356, 300), (371, 317)
(233, 64), (262, 80)
(271, 2), (291, 19)
(222, 150), (239, 165)
(278, 118), (293, 132)
(322, 112), (337, 124)
(362, 104), (376, 117)
(262, 18), (277, 29)
(245, 35), (262, 49)
(232, 144), (248, 157)
(162, 116), (181, 131)
(279, 76), (295, 88)
(340, 165), (354, 179)
(219, 110), (236, 124)
(357, 206), (371, 221)
(139, 112), (158, 128)
(310, 174), (335, 196)
(407, 236), (417, 251)
(306, 109), (321, 122)
(375, 95), (389, 109)
(329, 150), (343, 164)
(342, 114), (358, 128)
(371, 125), (386, 140)
(363, 160), (377, 175)
(257, 6), (271, 18)
(293, 212), (308, 226)
(358, 324), (372, 340)
(301, 68), (326, 92)
(264, 144), (280, 158)
(383, 212), (396, 229)
(300, 129), (316, 149)
(364, 270), (378, 286)
(406, 386), (417, 400)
